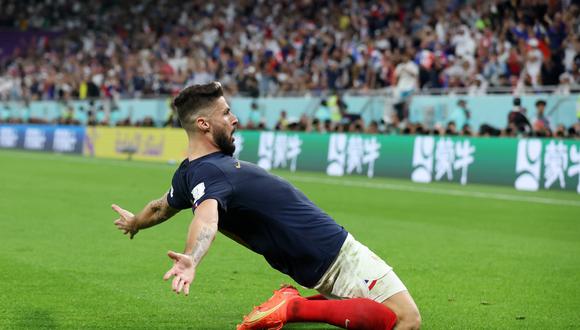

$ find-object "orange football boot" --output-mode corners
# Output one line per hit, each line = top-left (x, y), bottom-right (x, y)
(236, 285), (304, 330)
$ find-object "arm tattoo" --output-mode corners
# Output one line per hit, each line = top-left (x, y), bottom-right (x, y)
(151, 198), (168, 221)
(190, 226), (215, 265)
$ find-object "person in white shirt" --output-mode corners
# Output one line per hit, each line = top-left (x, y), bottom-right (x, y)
(394, 52), (419, 99)
(393, 52), (419, 121)
(525, 39), (543, 87)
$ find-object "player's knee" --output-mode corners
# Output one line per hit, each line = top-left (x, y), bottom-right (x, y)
(407, 311), (422, 330)
(396, 308), (421, 330)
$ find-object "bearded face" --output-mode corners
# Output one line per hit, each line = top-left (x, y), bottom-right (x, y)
(203, 96), (238, 156)
(213, 126), (236, 156)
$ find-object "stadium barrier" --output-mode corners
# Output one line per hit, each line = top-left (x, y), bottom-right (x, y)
(1, 125), (578, 193)
(410, 94), (580, 130)
(3, 93), (579, 130)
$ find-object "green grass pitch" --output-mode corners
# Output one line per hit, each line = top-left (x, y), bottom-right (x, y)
(0, 149), (579, 329)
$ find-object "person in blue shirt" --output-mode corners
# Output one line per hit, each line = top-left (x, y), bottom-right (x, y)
(112, 82), (420, 330)
(448, 99), (470, 131)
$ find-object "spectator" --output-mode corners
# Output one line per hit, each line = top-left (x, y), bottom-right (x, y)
(448, 99), (471, 131)
(275, 110), (289, 131)
(508, 97), (532, 135)
(445, 121), (458, 135)
(554, 71), (574, 95)
(524, 39), (544, 87)
(298, 113), (312, 132)
(540, 56), (564, 86)
(394, 50), (419, 115)
(532, 99), (550, 131)
(366, 120), (380, 134)
(164, 104), (181, 128)
(326, 93), (345, 124)
(245, 102), (263, 130)
(467, 75), (488, 95)
(238, 67), (260, 98)
(314, 100), (331, 123)
(479, 123), (501, 137)
(461, 124), (473, 136)
(554, 124), (567, 138)
(483, 54), (506, 87)
(568, 122), (580, 138)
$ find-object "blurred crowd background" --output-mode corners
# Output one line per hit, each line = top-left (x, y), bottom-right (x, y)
(0, 0), (579, 138)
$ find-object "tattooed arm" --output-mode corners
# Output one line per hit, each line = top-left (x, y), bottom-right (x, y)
(112, 193), (180, 239)
(163, 199), (219, 295)
(184, 199), (219, 263)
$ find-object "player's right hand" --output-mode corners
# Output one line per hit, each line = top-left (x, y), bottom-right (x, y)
(112, 204), (139, 239)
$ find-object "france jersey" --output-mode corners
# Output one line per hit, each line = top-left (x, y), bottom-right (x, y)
(167, 151), (348, 287)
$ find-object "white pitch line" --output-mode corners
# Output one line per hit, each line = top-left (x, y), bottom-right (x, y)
(287, 175), (580, 208)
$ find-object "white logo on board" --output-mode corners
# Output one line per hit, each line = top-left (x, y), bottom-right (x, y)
(543, 140), (569, 189)
(514, 139), (542, 191)
(411, 137), (475, 185)
(411, 136), (434, 183)
(257, 132), (302, 172)
(0, 127), (18, 148)
(515, 139), (580, 193)
(53, 129), (77, 152)
(24, 128), (46, 150)
(326, 134), (381, 178)
(569, 145), (580, 193)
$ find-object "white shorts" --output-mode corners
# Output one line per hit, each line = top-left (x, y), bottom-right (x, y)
(312, 234), (407, 303)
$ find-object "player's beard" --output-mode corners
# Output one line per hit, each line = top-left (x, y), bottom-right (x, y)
(213, 127), (236, 156)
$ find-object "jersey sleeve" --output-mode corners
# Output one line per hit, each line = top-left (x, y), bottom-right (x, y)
(187, 162), (233, 211)
(167, 169), (192, 210)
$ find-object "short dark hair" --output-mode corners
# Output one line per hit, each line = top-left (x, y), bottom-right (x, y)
(535, 100), (546, 107)
(173, 82), (224, 129)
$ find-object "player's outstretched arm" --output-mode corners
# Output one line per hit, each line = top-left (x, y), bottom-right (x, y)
(112, 192), (179, 239)
(163, 199), (219, 296)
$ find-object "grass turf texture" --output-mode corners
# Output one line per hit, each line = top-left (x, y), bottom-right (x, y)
(0, 149), (579, 329)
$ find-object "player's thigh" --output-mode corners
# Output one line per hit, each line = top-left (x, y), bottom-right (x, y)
(382, 291), (421, 329)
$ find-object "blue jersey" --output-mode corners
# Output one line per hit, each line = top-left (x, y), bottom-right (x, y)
(167, 152), (348, 287)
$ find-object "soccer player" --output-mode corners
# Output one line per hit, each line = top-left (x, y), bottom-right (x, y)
(112, 82), (421, 330)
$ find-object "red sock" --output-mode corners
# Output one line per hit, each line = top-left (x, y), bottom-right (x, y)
(287, 298), (397, 330)
(305, 294), (327, 300)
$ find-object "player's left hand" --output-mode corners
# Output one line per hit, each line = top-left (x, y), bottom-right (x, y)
(163, 250), (196, 296)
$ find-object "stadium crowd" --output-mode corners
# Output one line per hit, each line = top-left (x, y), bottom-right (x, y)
(0, 0), (579, 139)
(1, 0), (580, 101)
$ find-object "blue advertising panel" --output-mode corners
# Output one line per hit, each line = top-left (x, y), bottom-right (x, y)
(0, 125), (85, 154)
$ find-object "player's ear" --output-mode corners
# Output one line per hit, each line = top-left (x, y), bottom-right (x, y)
(196, 116), (210, 132)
